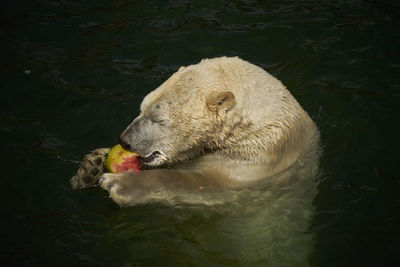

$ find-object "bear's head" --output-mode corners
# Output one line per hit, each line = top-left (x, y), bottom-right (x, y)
(119, 62), (238, 167)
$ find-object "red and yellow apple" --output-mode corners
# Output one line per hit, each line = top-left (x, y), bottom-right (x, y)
(105, 144), (141, 173)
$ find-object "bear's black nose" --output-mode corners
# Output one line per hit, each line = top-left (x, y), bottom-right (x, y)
(119, 137), (131, 150)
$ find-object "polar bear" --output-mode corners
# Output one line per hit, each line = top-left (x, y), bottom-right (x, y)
(71, 56), (319, 206)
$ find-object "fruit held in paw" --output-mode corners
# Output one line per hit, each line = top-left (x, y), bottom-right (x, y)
(105, 144), (141, 173)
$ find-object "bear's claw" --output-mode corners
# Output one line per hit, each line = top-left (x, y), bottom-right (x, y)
(71, 148), (110, 189)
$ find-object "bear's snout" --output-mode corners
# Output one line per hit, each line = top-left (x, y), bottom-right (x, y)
(119, 136), (131, 150)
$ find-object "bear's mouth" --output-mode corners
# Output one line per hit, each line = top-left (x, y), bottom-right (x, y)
(139, 151), (165, 166)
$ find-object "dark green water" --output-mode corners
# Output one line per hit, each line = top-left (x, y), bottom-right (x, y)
(1, 0), (399, 266)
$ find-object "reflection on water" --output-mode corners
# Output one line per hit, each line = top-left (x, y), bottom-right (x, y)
(1, 0), (399, 266)
(97, 140), (320, 266)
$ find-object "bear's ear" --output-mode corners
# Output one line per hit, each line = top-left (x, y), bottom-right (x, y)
(206, 91), (236, 113)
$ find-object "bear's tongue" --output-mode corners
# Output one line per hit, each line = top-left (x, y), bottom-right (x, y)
(139, 151), (161, 164)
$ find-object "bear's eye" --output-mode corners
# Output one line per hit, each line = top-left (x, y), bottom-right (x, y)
(149, 117), (165, 124)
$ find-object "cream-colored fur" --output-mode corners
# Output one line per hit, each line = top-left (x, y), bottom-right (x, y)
(72, 56), (320, 265)
(89, 56), (320, 206)
(118, 56), (318, 183)
(73, 56), (319, 205)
